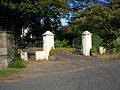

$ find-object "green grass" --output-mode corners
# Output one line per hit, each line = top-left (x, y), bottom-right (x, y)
(21, 60), (29, 64)
(0, 70), (19, 77)
(0, 54), (7, 56)
(55, 48), (74, 53)
(27, 47), (74, 52)
(55, 47), (73, 51)
(8, 60), (26, 68)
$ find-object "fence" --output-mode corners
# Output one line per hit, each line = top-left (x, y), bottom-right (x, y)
(27, 38), (43, 48)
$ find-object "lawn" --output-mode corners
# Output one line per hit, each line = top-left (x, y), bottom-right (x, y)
(27, 47), (74, 53)
(0, 70), (19, 78)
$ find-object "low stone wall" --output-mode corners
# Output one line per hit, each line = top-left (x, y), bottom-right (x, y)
(0, 48), (7, 55)
(0, 31), (14, 70)
(0, 56), (8, 70)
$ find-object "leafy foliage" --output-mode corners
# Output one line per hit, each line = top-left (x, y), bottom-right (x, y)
(92, 34), (103, 49)
(0, 0), (70, 43)
(90, 46), (97, 53)
(8, 59), (26, 68)
(115, 43), (120, 52)
(107, 41), (120, 53)
(56, 26), (81, 46)
(21, 60), (29, 64)
(0, 0), (119, 52)
(13, 46), (21, 59)
(49, 47), (55, 56)
(70, 0), (120, 51)
(54, 40), (69, 47)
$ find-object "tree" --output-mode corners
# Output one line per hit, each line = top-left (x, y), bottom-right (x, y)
(0, 0), (70, 43)
(69, 0), (120, 49)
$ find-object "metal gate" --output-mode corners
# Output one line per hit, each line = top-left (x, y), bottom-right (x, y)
(26, 37), (43, 60)
(73, 37), (82, 54)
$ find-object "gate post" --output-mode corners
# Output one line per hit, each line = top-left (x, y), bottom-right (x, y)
(82, 31), (92, 56)
(43, 31), (54, 60)
(0, 31), (14, 69)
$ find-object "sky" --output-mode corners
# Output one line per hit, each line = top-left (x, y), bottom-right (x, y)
(61, 0), (106, 26)
(61, 18), (68, 26)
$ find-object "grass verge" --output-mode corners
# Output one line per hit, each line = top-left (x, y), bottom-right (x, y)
(55, 48), (74, 52)
(0, 70), (19, 78)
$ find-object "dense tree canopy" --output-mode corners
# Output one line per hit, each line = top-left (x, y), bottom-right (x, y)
(0, 0), (70, 38)
(0, 0), (119, 51)
(69, 0), (120, 49)
(0, 0), (100, 36)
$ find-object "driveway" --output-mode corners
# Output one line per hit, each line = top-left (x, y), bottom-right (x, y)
(0, 50), (120, 90)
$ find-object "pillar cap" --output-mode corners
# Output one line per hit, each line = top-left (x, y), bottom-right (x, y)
(83, 31), (91, 35)
(43, 31), (54, 36)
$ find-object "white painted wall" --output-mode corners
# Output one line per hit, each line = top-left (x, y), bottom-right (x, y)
(82, 31), (92, 56)
(20, 31), (54, 60)
(36, 51), (46, 60)
(43, 31), (54, 60)
(35, 31), (54, 60)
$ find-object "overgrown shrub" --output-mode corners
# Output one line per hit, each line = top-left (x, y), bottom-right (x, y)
(49, 47), (55, 56)
(92, 34), (103, 49)
(21, 60), (29, 64)
(17, 37), (27, 49)
(8, 59), (26, 68)
(106, 41), (120, 53)
(90, 46), (97, 53)
(54, 40), (69, 47)
(13, 46), (21, 59)
(54, 40), (60, 47)
(116, 44), (120, 52)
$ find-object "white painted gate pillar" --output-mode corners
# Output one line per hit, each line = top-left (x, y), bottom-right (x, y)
(43, 31), (54, 60)
(82, 31), (92, 56)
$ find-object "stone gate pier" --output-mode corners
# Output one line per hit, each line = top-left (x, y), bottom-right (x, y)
(36, 31), (54, 60)
(82, 31), (92, 56)
(0, 31), (14, 69)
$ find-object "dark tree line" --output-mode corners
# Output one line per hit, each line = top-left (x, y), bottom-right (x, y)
(0, 0), (119, 51)
(0, 0), (70, 41)
(69, 0), (120, 51)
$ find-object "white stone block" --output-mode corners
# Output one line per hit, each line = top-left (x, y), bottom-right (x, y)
(36, 51), (47, 60)
(99, 47), (106, 54)
(20, 51), (28, 61)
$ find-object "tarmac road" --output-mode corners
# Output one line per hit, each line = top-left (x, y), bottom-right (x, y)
(0, 50), (120, 90)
